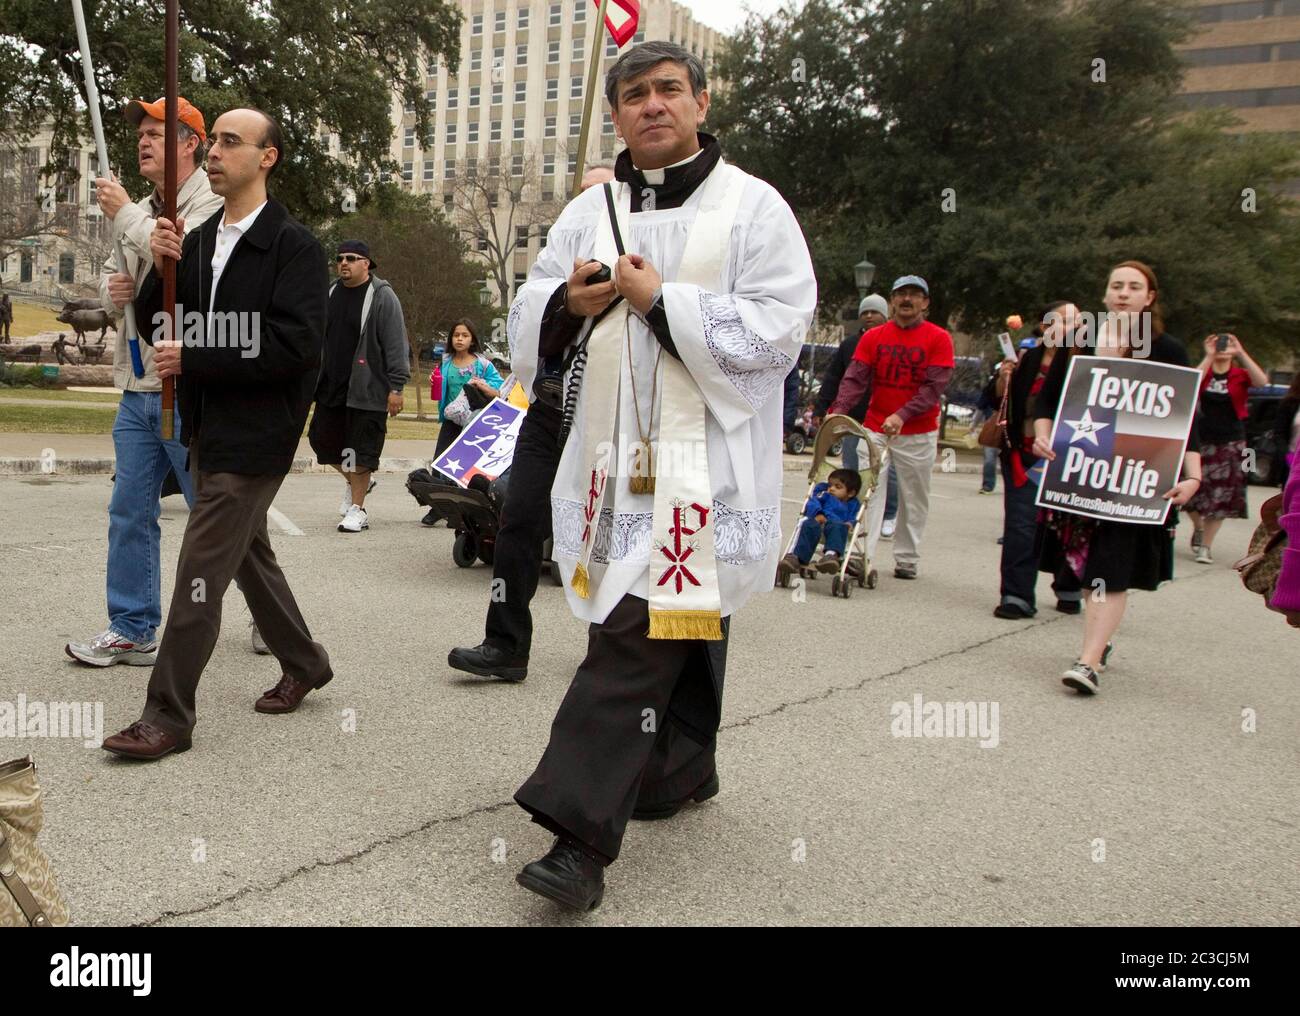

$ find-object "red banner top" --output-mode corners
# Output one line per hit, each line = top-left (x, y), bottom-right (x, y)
(594, 0), (639, 48)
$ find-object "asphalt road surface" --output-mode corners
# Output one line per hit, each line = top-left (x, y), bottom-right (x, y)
(2, 465), (1295, 926)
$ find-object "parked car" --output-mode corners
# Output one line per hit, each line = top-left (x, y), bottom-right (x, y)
(786, 407), (844, 456)
(1246, 384), (1290, 485)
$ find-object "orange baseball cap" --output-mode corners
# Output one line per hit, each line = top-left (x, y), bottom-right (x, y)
(124, 97), (207, 145)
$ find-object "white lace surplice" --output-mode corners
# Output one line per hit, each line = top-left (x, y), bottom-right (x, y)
(509, 163), (816, 624)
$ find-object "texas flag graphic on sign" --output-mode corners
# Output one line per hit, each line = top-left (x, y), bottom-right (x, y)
(594, 0), (640, 47)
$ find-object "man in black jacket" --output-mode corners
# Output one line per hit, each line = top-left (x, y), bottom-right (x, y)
(102, 108), (332, 761)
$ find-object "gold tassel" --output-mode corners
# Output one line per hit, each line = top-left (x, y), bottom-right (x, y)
(648, 610), (724, 641)
(571, 562), (590, 599)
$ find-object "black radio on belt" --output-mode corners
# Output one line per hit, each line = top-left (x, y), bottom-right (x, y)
(533, 353), (565, 410)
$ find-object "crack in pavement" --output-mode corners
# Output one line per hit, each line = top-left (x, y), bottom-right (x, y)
(137, 574), (1213, 925)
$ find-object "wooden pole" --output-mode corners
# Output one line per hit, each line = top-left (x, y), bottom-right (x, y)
(571, 0), (612, 198)
(161, 0), (178, 439)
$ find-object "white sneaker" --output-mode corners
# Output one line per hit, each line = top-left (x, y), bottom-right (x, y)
(1062, 661), (1100, 695)
(881, 518), (897, 539)
(338, 504), (369, 533)
(250, 621), (271, 655)
(338, 478), (378, 516)
(1194, 545), (1213, 565)
(65, 628), (158, 667)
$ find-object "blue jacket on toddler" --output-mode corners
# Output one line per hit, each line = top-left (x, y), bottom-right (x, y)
(802, 483), (860, 525)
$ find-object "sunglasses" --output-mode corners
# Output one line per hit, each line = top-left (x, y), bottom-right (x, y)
(335, 254), (366, 263)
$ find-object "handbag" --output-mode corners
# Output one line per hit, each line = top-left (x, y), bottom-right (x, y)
(977, 371), (1011, 450)
(442, 361), (493, 427)
(1233, 493), (1286, 601)
(0, 756), (70, 927)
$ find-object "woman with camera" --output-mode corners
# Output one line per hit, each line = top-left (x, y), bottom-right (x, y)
(1185, 334), (1268, 564)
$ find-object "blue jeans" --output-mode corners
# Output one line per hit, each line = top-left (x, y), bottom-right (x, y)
(107, 390), (192, 642)
(793, 518), (848, 563)
(982, 446), (998, 492)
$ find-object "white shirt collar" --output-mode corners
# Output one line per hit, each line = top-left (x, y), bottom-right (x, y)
(636, 147), (705, 186)
(218, 200), (267, 234)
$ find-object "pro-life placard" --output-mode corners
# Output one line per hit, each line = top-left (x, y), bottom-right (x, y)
(1035, 355), (1201, 525)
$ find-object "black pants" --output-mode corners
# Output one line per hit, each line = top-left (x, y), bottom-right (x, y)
(999, 454), (1041, 612)
(483, 400), (562, 658)
(515, 595), (728, 864)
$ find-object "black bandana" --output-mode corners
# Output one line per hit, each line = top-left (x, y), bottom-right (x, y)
(615, 133), (722, 212)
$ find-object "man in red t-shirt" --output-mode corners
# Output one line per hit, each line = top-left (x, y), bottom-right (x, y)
(830, 275), (954, 579)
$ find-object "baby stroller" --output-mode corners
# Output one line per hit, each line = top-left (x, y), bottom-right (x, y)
(775, 413), (888, 598)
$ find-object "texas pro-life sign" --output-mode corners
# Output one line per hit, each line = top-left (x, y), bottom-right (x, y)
(1035, 356), (1201, 525)
(432, 398), (525, 488)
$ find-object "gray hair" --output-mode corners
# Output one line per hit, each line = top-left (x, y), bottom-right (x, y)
(604, 40), (707, 110)
(177, 122), (203, 167)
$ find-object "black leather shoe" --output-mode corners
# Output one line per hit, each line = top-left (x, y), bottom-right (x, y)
(993, 603), (1035, 620)
(1055, 599), (1082, 615)
(448, 643), (527, 682)
(516, 839), (605, 911)
(632, 770), (720, 821)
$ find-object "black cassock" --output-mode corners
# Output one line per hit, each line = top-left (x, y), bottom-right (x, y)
(514, 594), (728, 864)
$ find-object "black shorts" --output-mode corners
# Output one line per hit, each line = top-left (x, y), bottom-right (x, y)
(308, 403), (388, 471)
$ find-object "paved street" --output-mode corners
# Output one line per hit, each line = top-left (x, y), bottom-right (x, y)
(1, 463), (1296, 926)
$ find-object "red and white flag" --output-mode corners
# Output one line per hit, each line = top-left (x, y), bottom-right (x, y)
(593, 0), (639, 48)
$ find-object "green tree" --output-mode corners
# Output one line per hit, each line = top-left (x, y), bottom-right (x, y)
(711, 0), (1300, 362)
(0, 0), (462, 226)
(319, 185), (483, 419)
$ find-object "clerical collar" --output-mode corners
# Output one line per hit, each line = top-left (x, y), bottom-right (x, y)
(615, 133), (722, 212)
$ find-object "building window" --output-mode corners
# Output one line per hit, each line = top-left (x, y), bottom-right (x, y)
(495, 10), (506, 32)
(471, 49), (482, 72)
(515, 80), (527, 102)
(548, 40), (560, 63)
(540, 224), (550, 248)
(574, 2), (586, 22)
(603, 116), (614, 135)
(571, 76), (583, 99)
(633, 30), (645, 45)
(492, 82), (503, 105)
(546, 77), (558, 100)
(1196, 1), (1300, 24)
(514, 117), (526, 140)
(470, 85), (480, 107)
(517, 43), (529, 65)
(572, 37), (585, 61)
(518, 7), (530, 29)
(514, 272), (528, 295)
(606, 37), (618, 57)
(445, 159), (456, 179)
(426, 90), (437, 108)
(468, 120), (480, 142)
(490, 119), (502, 142)
(1181, 44), (1273, 68)
(570, 113), (582, 135)
(544, 153), (555, 175)
(59, 254), (75, 283)
(1182, 85), (1300, 109)
(550, 3), (562, 27)
(472, 13), (483, 35)
(423, 161), (435, 182)
(447, 122), (458, 142)
(404, 99), (415, 114)
(404, 127), (415, 148)
(545, 115), (557, 138)
(402, 161), (414, 182)
(447, 88), (458, 109)
(512, 153), (524, 175)
(443, 193), (454, 213)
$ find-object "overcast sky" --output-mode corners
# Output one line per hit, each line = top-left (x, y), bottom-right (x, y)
(677, 0), (797, 35)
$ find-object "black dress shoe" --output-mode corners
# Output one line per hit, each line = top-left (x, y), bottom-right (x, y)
(516, 839), (605, 911)
(632, 770), (720, 821)
(1055, 599), (1082, 615)
(420, 509), (441, 527)
(447, 643), (527, 682)
(993, 603), (1035, 620)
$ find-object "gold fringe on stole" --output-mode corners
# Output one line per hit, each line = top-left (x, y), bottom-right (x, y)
(571, 562), (590, 599)
(648, 610), (724, 641)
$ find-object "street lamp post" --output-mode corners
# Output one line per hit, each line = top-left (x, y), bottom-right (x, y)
(854, 258), (876, 299)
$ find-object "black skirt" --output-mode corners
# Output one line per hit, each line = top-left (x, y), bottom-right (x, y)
(1037, 511), (1178, 594)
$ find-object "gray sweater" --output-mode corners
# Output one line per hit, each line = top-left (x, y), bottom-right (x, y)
(324, 274), (411, 412)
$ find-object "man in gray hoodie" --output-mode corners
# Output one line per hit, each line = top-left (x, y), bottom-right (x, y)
(309, 240), (410, 532)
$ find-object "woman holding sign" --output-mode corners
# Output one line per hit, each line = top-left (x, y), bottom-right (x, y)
(1032, 261), (1202, 695)
(432, 319), (504, 458)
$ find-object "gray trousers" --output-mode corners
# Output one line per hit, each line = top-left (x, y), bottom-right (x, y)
(142, 461), (331, 737)
(864, 429), (939, 570)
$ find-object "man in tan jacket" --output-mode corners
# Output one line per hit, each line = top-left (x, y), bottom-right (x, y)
(66, 97), (241, 666)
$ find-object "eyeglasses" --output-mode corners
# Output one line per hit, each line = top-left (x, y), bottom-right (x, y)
(335, 254), (366, 263)
(208, 133), (271, 152)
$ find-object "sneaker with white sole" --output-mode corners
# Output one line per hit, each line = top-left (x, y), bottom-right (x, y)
(65, 628), (158, 667)
(1194, 545), (1213, 565)
(881, 518), (897, 539)
(338, 504), (369, 533)
(250, 621), (271, 655)
(1062, 661), (1100, 695)
(339, 478), (377, 516)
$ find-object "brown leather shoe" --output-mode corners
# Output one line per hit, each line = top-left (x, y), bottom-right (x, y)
(102, 721), (192, 761)
(254, 674), (321, 714)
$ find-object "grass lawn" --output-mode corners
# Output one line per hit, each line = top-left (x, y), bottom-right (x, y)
(0, 403), (116, 434)
(5, 300), (68, 339)
(0, 388), (121, 403)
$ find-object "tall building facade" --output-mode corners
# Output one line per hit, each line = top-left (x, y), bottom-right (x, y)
(380, 0), (725, 302)
(1177, 0), (1300, 138)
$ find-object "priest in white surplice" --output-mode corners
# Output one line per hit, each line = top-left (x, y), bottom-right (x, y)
(509, 41), (816, 912)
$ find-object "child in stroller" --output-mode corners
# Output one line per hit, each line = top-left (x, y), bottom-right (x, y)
(778, 469), (862, 579)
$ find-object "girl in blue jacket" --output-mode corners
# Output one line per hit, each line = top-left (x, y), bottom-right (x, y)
(432, 318), (505, 457)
